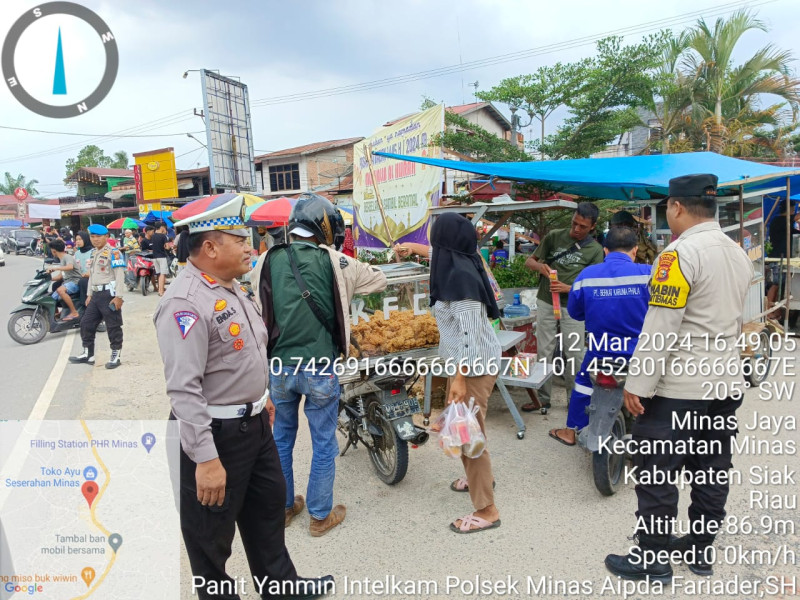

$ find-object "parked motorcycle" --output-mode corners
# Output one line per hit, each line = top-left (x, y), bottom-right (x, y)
(577, 361), (633, 496)
(338, 361), (429, 485)
(125, 252), (156, 296)
(8, 260), (85, 345)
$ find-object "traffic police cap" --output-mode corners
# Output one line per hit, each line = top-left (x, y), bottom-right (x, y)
(88, 224), (108, 235)
(174, 196), (249, 238)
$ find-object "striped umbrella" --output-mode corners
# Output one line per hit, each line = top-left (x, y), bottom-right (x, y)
(244, 197), (298, 227)
(107, 217), (143, 230)
(172, 193), (265, 222)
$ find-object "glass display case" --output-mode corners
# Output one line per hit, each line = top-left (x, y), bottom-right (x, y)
(349, 262), (438, 357)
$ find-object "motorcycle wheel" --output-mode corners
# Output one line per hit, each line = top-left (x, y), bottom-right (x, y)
(25, 248), (34, 256)
(592, 411), (627, 496)
(367, 400), (408, 485)
(744, 330), (771, 386)
(141, 276), (149, 297)
(7, 309), (49, 345)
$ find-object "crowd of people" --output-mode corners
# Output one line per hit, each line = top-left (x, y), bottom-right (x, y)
(20, 175), (778, 597)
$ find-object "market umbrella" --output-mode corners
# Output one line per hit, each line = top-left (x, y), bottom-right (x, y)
(107, 217), (143, 230)
(244, 197), (297, 227)
(141, 211), (173, 227)
(172, 193), (265, 222)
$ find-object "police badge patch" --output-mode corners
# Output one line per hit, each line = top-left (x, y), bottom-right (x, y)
(339, 256), (349, 269)
(174, 311), (199, 339)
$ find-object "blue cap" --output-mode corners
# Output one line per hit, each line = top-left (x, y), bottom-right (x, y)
(88, 224), (108, 235)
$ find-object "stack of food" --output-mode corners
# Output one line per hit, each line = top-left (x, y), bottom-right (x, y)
(350, 310), (439, 357)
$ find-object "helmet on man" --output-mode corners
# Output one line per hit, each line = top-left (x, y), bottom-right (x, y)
(288, 193), (345, 249)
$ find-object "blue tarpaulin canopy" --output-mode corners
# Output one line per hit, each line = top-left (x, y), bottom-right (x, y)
(0, 219), (23, 227)
(374, 151), (800, 201)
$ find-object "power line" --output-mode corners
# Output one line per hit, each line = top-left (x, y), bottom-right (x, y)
(0, 125), (206, 137)
(249, 0), (774, 107)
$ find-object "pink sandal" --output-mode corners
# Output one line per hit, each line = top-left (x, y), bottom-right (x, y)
(450, 513), (501, 534)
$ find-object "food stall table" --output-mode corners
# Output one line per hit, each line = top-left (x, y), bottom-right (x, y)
(421, 329), (552, 440)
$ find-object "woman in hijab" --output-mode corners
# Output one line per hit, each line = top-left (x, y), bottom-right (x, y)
(396, 212), (502, 533)
(73, 231), (93, 307)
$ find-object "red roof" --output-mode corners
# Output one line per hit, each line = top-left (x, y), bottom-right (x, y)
(254, 137), (363, 162)
(0, 195), (59, 207)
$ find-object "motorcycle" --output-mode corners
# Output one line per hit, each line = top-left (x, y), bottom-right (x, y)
(125, 252), (156, 296)
(577, 360), (633, 496)
(338, 360), (429, 485)
(8, 260), (87, 345)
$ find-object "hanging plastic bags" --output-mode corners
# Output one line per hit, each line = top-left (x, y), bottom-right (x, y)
(432, 398), (486, 459)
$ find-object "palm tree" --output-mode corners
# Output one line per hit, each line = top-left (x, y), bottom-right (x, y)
(0, 172), (39, 196)
(684, 10), (800, 153)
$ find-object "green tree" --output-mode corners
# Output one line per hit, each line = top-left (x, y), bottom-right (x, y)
(0, 172), (39, 196)
(541, 35), (665, 159)
(683, 9), (800, 153)
(477, 61), (588, 158)
(420, 98), (529, 162)
(64, 145), (130, 182)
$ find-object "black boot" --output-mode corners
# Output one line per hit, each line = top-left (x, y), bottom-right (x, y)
(668, 534), (714, 576)
(272, 575), (334, 600)
(69, 347), (95, 365)
(605, 534), (673, 582)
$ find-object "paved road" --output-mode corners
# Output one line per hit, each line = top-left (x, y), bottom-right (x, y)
(0, 252), (88, 420)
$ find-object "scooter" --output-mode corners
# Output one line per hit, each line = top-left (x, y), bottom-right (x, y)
(577, 360), (633, 496)
(125, 252), (156, 296)
(7, 260), (86, 345)
(338, 360), (429, 485)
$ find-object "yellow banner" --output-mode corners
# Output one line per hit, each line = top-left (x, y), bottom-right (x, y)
(352, 104), (443, 247)
(134, 149), (178, 202)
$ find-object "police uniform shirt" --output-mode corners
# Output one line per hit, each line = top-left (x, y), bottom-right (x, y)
(625, 221), (754, 400)
(154, 260), (270, 463)
(87, 243), (126, 294)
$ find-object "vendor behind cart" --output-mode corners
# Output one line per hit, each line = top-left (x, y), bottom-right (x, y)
(251, 193), (387, 538)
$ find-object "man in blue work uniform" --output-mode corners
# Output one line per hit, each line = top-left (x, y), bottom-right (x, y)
(548, 226), (651, 446)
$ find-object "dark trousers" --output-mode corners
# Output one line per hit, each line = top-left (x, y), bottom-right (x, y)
(632, 395), (742, 547)
(80, 289), (123, 353)
(177, 411), (298, 600)
(78, 277), (89, 306)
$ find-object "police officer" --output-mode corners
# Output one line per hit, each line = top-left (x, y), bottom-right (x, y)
(154, 196), (332, 600)
(69, 223), (126, 369)
(605, 174), (754, 580)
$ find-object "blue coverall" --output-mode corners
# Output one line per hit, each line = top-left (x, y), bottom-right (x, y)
(565, 252), (651, 429)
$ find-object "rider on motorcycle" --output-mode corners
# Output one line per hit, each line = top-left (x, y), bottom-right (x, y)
(548, 226), (652, 446)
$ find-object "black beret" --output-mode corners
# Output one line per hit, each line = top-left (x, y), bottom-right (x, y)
(667, 174), (718, 198)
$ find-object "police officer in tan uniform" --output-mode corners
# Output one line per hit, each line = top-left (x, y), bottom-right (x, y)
(154, 196), (332, 600)
(69, 223), (126, 368)
(605, 174), (754, 581)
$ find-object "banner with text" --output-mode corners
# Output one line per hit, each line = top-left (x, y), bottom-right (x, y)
(353, 104), (444, 248)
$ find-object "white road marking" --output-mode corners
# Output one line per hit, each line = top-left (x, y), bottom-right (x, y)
(0, 331), (76, 511)
(29, 330), (76, 419)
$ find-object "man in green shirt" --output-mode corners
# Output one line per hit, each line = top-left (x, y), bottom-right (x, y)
(524, 203), (603, 411)
(252, 193), (387, 539)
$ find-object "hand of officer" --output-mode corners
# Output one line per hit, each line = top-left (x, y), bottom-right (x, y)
(85, 295), (92, 306)
(549, 279), (572, 294)
(111, 297), (123, 311)
(196, 458), (227, 507)
(266, 398), (276, 426)
(624, 389), (644, 416)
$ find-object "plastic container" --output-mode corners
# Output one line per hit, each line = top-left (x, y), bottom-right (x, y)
(503, 293), (531, 318)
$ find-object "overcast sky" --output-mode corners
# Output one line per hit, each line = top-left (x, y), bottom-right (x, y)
(0, 0), (797, 197)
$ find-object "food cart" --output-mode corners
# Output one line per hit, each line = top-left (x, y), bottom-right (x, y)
(375, 150), (800, 379)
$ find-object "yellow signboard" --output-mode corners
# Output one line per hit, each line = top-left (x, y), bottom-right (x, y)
(133, 148), (178, 202)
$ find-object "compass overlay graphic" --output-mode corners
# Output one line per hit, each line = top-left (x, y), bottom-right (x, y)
(1, 1), (118, 118)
